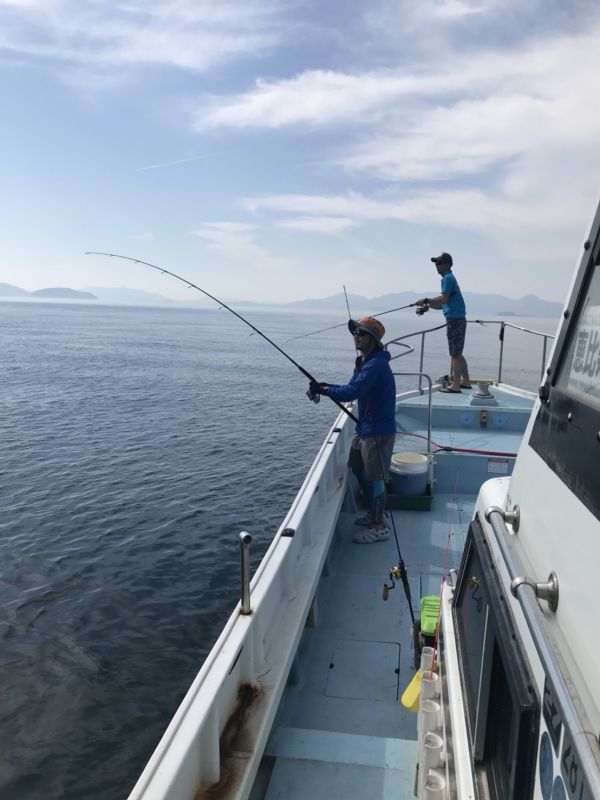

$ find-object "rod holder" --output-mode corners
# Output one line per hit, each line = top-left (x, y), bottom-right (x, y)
(239, 531), (252, 615)
(511, 572), (559, 613)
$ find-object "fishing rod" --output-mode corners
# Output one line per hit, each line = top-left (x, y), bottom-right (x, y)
(342, 284), (353, 321)
(285, 301), (417, 342)
(344, 284), (361, 365)
(84, 251), (358, 424)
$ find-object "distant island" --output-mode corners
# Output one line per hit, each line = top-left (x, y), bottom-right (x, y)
(0, 282), (97, 301)
(32, 287), (97, 300)
(281, 290), (563, 318)
(0, 281), (562, 318)
(0, 282), (30, 297)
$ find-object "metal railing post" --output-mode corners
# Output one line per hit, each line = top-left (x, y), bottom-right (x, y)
(498, 322), (505, 383)
(418, 333), (426, 394)
(392, 371), (433, 453)
(239, 531), (252, 615)
(541, 336), (549, 382)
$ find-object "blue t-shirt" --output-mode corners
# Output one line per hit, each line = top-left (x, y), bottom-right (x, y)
(441, 271), (466, 319)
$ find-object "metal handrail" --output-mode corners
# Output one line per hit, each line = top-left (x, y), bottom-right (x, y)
(386, 319), (555, 388)
(387, 341), (414, 360)
(485, 507), (600, 793)
(494, 320), (554, 383)
(392, 372), (433, 458)
(239, 531), (252, 615)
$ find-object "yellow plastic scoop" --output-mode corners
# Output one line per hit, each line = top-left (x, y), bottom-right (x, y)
(401, 670), (423, 712)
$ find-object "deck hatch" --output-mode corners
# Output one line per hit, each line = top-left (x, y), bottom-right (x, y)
(324, 639), (400, 701)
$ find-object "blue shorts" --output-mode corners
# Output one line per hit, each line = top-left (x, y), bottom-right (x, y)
(446, 317), (466, 357)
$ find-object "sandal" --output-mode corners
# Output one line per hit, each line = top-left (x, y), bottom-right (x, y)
(353, 526), (390, 544)
(440, 386), (461, 393)
(355, 511), (390, 526)
(355, 512), (375, 526)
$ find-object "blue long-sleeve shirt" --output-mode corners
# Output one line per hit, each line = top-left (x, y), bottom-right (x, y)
(325, 349), (396, 437)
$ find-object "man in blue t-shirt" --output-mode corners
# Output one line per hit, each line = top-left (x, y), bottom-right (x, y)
(416, 252), (472, 393)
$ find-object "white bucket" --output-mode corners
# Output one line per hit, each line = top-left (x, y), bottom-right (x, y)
(390, 452), (428, 496)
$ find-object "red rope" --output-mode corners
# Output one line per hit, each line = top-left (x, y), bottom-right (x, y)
(428, 470), (458, 678)
(395, 429), (517, 458)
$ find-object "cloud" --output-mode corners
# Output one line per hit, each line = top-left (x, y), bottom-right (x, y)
(336, 38), (600, 182)
(244, 180), (598, 262)
(0, 0), (285, 74)
(209, 20), (600, 262)
(192, 25), (600, 154)
(189, 221), (285, 268)
(275, 216), (358, 234)
(192, 70), (417, 130)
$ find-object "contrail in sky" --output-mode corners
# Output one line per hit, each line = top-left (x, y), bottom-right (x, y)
(134, 154), (214, 172)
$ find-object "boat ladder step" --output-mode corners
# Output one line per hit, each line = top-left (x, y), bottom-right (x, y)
(265, 725), (417, 769)
(263, 727), (417, 800)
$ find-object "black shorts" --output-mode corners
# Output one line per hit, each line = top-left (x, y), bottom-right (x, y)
(446, 317), (466, 357)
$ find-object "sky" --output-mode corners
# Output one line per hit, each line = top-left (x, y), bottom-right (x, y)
(2, 0), (600, 304)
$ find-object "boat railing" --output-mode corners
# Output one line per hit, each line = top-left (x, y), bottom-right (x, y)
(386, 319), (555, 392)
(393, 371), (433, 452)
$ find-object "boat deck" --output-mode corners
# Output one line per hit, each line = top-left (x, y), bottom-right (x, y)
(257, 494), (473, 800)
(250, 384), (533, 800)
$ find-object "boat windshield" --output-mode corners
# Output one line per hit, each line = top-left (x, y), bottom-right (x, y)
(530, 236), (600, 522)
(556, 265), (600, 411)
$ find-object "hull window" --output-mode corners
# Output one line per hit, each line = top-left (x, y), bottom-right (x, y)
(453, 516), (540, 800)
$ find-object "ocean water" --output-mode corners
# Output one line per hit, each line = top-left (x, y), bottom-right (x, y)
(0, 300), (558, 799)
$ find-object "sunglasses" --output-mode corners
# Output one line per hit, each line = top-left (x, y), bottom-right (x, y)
(353, 331), (368, 338)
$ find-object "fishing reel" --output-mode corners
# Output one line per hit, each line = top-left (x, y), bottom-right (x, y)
(382, 564), (403, 601)
(416, 303), (429, 316)
(382, 561), (411, 601)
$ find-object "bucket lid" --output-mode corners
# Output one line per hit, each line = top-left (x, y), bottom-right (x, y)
(391, 452), (428, 466)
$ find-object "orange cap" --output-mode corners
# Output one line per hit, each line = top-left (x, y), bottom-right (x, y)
(348, 316), (385, 344)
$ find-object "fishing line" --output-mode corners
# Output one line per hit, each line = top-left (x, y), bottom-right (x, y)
(428, 470), (460, 678)
(84, 251), (358, 424)
(285, 301), (417, 342)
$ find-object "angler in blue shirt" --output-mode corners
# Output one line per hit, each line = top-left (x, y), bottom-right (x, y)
(308, 316), (396, 544)
(415, 252), (472, 393)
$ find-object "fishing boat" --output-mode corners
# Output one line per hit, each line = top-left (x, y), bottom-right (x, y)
(126, 196), (600, 800)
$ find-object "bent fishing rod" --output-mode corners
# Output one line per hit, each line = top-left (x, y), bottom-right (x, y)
(285, 301), (418, 342)
(84, 252), (358, 424)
